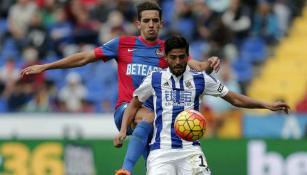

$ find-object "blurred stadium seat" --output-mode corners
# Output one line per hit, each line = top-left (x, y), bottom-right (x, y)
(0, 18), (7, 35)
(248, 8), (307, 111)
(240, 36), (267, 64)
(0, 0), (305, 115)
(232, 57), (253, 83)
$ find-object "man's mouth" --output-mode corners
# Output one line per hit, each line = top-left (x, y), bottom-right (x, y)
(174, 66), (183, 70)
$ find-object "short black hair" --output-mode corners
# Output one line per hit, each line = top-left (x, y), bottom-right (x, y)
(165, 35), (189, 56)
(136, 1), (162, 20)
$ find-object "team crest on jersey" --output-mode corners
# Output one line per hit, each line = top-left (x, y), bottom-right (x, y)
(185, 80), (193, 89)
(156, 49), (164, 57)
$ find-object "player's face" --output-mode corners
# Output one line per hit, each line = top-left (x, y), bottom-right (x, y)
(137, 10), (162, 42)
(166, 48), (188, 76)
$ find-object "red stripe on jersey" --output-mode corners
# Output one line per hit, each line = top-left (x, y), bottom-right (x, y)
(159, 41), (168, 68)
(94, 48), (108, 62)
(116, 36), (137, 108)
(159, 57), (168, 69)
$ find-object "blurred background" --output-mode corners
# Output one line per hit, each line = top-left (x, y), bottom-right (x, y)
(0, 0), (306, 174)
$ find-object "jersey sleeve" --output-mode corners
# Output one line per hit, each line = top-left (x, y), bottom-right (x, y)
(94, 38), (119, 62)
(133, 73), (154, 102)
(203, 73), (229, 97)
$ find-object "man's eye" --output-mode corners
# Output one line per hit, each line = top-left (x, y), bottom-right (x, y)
(179, 55), (186, 59)
(143, 19), (150, 23)
(152, 19), (159, 23)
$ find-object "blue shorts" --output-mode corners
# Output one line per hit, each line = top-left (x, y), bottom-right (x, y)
(143, 97), (154, 112)
(114, 103), (133, 135)
(114, 102), (155, 135)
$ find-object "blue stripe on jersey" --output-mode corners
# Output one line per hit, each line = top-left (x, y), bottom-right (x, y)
(150, 72), (163, 150)
(101, 38), (119, 60)
(193, 141), (201, 146)
(143, 97), (154, 112)
(193, 73), (205, 111)
(170, 76), (183, 149)
(192, 73), (204, 146)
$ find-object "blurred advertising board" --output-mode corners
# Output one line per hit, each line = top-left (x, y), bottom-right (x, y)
(243, 114), (307, 139)
(0, 139), (144, 175)
(0, 139), (306, 175)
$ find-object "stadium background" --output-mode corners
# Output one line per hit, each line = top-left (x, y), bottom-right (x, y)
(0, 0), (306, 174)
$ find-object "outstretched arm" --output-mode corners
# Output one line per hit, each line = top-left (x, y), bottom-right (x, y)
(114, 97), (143, 148)
(188, 56), (220, 74)
(21, 51), (97, 77)
(222, 91), (290, 113)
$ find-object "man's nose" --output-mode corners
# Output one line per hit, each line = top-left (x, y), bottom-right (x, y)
(175, 58), (181, 64)
(148, 20), (154, 27)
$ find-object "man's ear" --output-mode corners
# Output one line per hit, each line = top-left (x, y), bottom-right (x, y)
(135, 20), (141, 30)
(160, 20), (164, 28)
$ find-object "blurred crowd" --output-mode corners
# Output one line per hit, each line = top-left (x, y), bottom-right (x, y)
(0, 0), (305, 114)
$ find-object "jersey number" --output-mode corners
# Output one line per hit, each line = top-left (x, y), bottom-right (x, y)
(199, 155), (206, 167)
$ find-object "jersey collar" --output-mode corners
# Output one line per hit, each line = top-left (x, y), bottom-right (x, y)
(138, 36), (162, 46)
(166, 66), (190, 80)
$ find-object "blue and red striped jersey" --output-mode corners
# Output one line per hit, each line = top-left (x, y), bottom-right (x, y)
(94, 35), (168, 108)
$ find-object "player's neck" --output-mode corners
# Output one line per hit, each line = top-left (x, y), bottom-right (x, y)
(138, 35), (160, 46)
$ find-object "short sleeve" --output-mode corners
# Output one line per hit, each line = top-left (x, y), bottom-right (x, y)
(94, 38), (119, 62)
(203, 73), (229, 97)
(133, 73), (154, 102)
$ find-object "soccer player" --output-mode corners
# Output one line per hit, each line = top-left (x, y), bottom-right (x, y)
(115, 35), (289, 175)
(20, 1), (220, 174)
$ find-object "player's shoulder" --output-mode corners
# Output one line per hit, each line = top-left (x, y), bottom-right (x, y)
(188, 69), (215, 82)
(159, 39), (165, 45)
(149, 69), (166, 77)
(118, 35), (138, 46)
(119, 35), (137, 40)
(188, 68), (204, 76)
(151, 69), (165, 74)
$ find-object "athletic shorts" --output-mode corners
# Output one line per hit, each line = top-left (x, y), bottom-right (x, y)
(114, 102), (155, 135)
(147, 147), (211, 175)
(143, 97), (154, 112)
(114, 103), (134, 135)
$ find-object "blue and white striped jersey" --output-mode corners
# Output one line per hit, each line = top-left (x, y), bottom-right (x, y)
(133, 67), (229, 151)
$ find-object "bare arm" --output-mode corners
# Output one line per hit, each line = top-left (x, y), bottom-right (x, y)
(114, 96), (143, 148)
(222, 91), (290, 113)
(188, 56), (220, 74)
(21, 51), (97, 77)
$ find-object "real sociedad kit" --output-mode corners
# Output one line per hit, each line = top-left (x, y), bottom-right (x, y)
(133, 68), (229, 175)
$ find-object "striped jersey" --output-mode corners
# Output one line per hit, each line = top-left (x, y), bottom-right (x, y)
(134, 67), (229, 150)
(94, 35), (168, 108)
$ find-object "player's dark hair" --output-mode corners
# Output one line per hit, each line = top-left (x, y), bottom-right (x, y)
(137, 1), (162, 20)
(165, 35), (189, 56)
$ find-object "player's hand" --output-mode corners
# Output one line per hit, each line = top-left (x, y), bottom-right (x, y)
(207, 56), (220, 73)
(20, 65), (47, 78)
(113, 132), (127, 148)
(268, 101), (290, 114)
